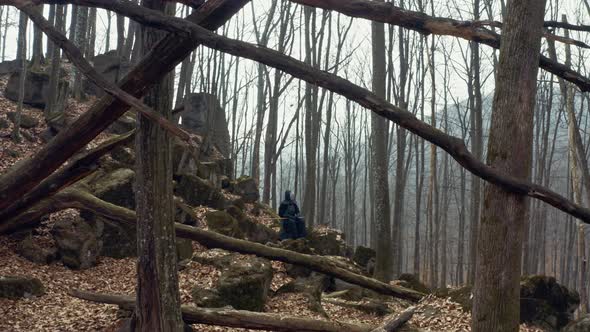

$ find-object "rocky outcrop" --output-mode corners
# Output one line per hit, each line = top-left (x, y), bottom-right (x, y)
(352, 246), (376, 270)
(84, 51), (129, 96)
(5, 69), (67, 108)
(179, 93), (231, 158)
(0, 59), (25, 74)
(0, 276), (45, 299)
(51, 217), (101, 269)
(225, 205), (278, 244)
(7, 111), (39, 128)
(17, 236), (58, 265)
(307, 229), (353, 257)
(434, 276), (579, 330)
(519, 275), (580, 330)
(175, 173), (228, 210)
(82, 168), (136, 258)
(205, 210), (243, 239)
(563, 314), (590, 332)
(229, 176), (259, 203)
(397, 274), (431, 295)
(192, 250), (273, 311)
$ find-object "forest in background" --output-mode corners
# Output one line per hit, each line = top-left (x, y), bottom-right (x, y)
(0, 0), (590, 331)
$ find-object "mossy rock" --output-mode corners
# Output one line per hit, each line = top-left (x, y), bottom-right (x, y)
(307, 229), (352, 257)
(7, 111), (39, 128)
(17, 236), (58, 265)
(352, 246), (376, 268)
(110, 146), (135, 167)
(51, 217), (101, 269)
(176, 238), (193, 262)
(229, 176), (259, 203)
(520, 275), (579, 330)
(0, 276), (45, 299)
(434, 285), (473, 312)
(0, 117), (9, 129)
(217, 256), (273, 311)
(398, 273), (431, 295)
(175, 173), (228, 209)
(563, 314), (590, 332)
(191, 286), (226, 308)
(225, 205), (278, 244)
(205, 211), (243, 239)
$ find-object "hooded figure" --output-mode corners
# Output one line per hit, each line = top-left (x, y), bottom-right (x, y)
(278, 190), (305, 239)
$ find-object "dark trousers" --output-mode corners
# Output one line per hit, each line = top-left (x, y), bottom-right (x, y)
(280, 217), (307, 240)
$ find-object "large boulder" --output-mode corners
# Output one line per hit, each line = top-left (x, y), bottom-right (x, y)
(0, 276), (45, 299)
(397, 273), (431, 295)
(192, 251), (273, 311)
(17, 236), (58, 265)
(563, 314), (590, 332)
(229, 176), (259, 203)
(519, 275), (579, 330)
(179, 93), (231, 158)
(216, 255), (273, 311)
(205, 211), (243, 239)
(434, 285), (473, 312)
(0, 59), (25, 74)
(352, 246), (376, 269)
(5, 69), (67, 108)
(191, 285), (226, 308)
(82, 168), (137, 258)
(7, 111), (39, 128)
(51, 217), (101, 269)
(307, 229), (352, 257)
(175, 173), (228, 209)
(84, 51), (129, 96)
(225, 205), (278, 244)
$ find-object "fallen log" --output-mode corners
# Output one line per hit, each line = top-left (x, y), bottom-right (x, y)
(0, 0), (250, 211)
(19, 0), (590, 223)
(323, 297), (392, 316)
(69, 289), (374, 332)
(371, 306), (416, 332)
(0, 131), (134, 222)
(3, 189), (424, 301)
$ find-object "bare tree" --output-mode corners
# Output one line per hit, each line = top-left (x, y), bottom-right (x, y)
(371, 0), (392, 282)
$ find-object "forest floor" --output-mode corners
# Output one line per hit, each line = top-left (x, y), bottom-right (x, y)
(0, 77), (543, 331)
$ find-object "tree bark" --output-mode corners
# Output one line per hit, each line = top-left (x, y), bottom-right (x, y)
(133, 1), (183, 330)
(371, 0), (392, 282)
(471, 0), (546, 330)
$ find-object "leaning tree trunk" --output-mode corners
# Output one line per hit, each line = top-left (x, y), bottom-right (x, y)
(472, 0), (546, 330)
(132, 1), (183, 331)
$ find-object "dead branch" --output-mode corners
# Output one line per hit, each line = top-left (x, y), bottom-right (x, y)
(17, 0), (590, 223)
(0, 0), (250, 211)
(370, 306), (416, 332)
(69, 289), (373, 332)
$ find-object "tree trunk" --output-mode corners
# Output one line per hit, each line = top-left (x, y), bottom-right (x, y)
(371, 0), (392, 282)
(472, 0), (546, 330)
(11, 10), (27, 143)
(132, 1), (183, 330)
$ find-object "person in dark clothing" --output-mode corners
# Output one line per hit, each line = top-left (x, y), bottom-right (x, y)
(278, 190), (306, 240)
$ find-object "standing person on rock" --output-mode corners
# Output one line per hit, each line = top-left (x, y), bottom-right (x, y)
(278, 190), (306, 240)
